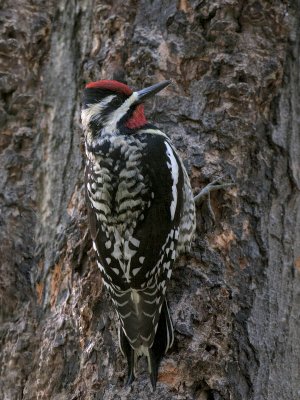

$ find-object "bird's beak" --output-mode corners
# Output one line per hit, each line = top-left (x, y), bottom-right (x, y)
(136, 80), (171, 102)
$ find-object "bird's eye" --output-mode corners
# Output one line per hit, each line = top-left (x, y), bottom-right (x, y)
(112, 97), (123, 107)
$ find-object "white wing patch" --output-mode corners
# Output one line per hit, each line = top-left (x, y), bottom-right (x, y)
(165, 142), (179, 220)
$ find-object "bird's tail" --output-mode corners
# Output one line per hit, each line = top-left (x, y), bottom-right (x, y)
(119, 324), (135, 386)
(119, 299), (174, 390)
(148, 299), (174, 389)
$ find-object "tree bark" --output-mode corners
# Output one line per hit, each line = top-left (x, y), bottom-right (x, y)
(1, 0), (299, 399)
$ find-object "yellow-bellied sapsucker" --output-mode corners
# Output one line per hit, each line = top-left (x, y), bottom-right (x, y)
(81, 79), (195, 389)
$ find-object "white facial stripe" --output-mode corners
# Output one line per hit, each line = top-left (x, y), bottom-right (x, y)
(165, 142), (179, 220)
(138, 128), (167, 138)
(81, 95), (116, 128)
(105, 92), (139, 129)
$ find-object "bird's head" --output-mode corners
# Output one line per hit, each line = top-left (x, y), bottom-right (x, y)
(81, 79), (171, 133)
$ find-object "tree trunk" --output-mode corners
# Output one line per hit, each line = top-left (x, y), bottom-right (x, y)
(1, 1), (299, 399)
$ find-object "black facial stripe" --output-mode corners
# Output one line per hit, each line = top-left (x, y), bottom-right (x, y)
(117, 103), (138, 129)
(89, 118), (103, 132)
(99, 97), (125, 121)
(119, 123), (158, 135)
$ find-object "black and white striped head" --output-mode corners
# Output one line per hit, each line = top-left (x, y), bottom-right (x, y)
(81, 79), (171, 135)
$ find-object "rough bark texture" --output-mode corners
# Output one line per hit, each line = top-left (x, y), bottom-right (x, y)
(0, 0), (299, 399)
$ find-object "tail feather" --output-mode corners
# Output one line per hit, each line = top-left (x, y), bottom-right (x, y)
(148, 299), (174, 390)
(119, 326), (135, 385)
(119, 299), (174, 390)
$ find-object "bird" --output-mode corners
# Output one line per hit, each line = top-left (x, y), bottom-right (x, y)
(81, 79), (196, 389)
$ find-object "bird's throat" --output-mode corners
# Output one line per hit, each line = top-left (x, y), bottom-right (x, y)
(125, 104), (147, 129)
